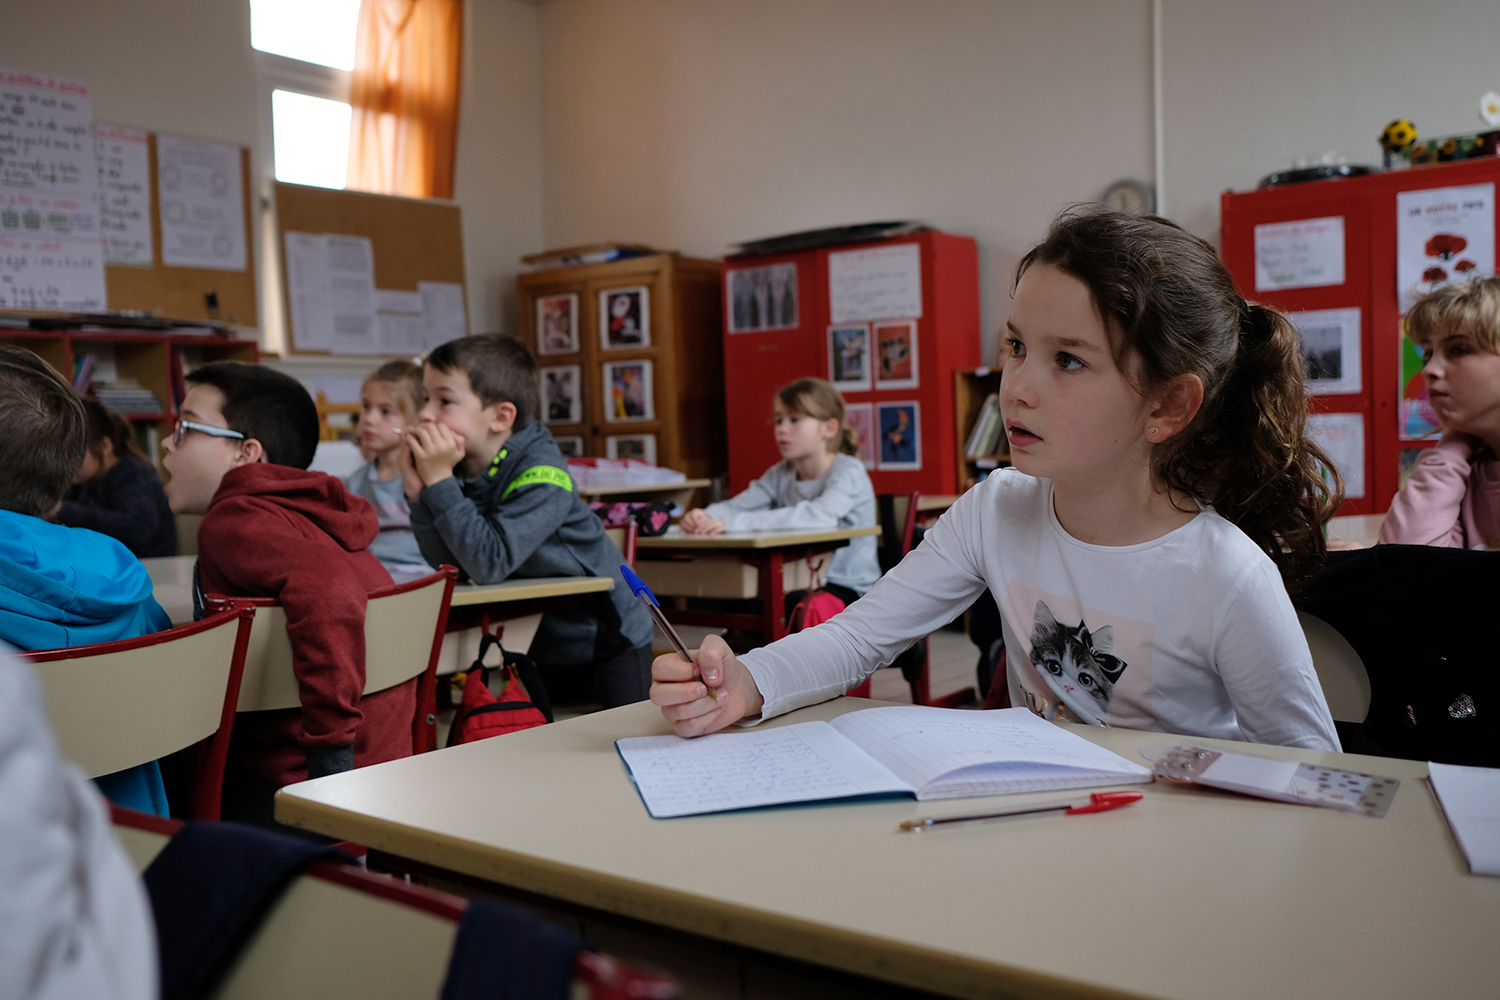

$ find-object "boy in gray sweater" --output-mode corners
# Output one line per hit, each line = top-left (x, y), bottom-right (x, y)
(402, 336), (653, 706)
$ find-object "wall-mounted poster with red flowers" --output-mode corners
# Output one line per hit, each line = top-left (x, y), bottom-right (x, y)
(1396, 182), (1495, 310)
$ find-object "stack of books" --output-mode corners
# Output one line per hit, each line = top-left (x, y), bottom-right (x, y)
(91, 379), (164, 415)
(567, 459), (686, 490)
(963, 392), (1006, 460)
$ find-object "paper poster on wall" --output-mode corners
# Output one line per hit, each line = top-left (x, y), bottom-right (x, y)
(1288, 307), (1361, 396)
(283, 231), (378, 354)
(541, 365), (582, 424)
(536, 293), (579, 355)
(599, 286), (650, 348)
(607, 433), (656, 465)
(827, 323), (871, 391)
(1396, 183), (1495, 310)
(94, 124), (153, 266)
(0, 68), (107, 310)
(1307, 412), (1365, 500)
(603, 359), (654, 422)
(728, 262), (798, 333)
(418, 281), (467, 349)
(375, 289), (426, 355)
(845, 402), (876, 470)
(1253, 216), (1345, 292)
(873, 319), (920, 390)
(829, 243), (923, 323)
(156, 133), (246, 271)
(1398, 330), (1441, 441)
(876, 400), (921, 471)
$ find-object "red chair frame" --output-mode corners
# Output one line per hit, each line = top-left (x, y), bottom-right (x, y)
(26, 606), (256, 820)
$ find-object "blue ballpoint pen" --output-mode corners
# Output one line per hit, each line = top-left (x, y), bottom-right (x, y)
(619, 564), (720, 700)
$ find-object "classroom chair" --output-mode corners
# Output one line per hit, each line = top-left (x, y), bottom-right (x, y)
(847, 492), (974, 707)
(1298, 610), (1372, 725)
(314, 391), (362, 442)
(23, 606), (256, 820)
(206, 565), (458, 756)
(111, 806), (681, 1000)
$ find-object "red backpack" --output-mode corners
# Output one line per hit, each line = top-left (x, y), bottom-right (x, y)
(447, 630), (554, 746)
(787, 558), (847, 632)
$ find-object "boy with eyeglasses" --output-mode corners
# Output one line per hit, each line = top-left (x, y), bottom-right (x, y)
(0, 344), (171, 814)
(163, 361), (410, 826)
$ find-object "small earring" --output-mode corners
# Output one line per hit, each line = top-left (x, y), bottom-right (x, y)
(1148, 427), (1158, 438)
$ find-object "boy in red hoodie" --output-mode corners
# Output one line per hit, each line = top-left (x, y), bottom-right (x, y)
(162, 361), (410, 825)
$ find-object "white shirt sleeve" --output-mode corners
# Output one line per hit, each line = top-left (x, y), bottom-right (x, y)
(742, 490), (990, 720)
(0, 650), (158, 1000)
(713, 459), (870, 532)
(1210, 561), (1342, 751)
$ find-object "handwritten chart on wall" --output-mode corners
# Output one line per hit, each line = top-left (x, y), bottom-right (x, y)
(95, 124), (152, 266)
(0, 67), (107, 310)
(828, 242), (923, 323)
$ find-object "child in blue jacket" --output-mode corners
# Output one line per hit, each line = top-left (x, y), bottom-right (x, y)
(0, 346), (171, 814)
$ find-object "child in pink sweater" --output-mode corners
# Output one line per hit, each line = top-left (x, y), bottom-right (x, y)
(1380, 278), (1500, 549)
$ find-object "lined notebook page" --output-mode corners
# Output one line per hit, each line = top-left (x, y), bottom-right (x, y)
(617, 722), (911, 818)
(832, 706), (1151, 799)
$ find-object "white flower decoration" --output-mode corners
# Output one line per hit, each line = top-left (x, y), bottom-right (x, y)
(1482, 91), (1500, 127)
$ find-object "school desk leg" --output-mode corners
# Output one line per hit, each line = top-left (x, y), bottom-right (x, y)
(763, 552), (787, 641)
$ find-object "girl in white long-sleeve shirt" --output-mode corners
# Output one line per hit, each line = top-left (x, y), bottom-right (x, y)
(652, 210), (1344, 751)
(681, 378), (880, 601)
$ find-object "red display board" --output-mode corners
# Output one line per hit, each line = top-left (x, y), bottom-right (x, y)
(721, 231), (980, 495)
(1221, 158), (1500, 514)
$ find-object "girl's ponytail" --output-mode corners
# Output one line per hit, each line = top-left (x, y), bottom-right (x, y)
(836, 422), (860, 457)
(1175, 301), (1342, 592)
(1018, 208), (1343, 593)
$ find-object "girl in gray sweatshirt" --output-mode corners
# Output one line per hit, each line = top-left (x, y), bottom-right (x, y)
(682, 378), (879, 600)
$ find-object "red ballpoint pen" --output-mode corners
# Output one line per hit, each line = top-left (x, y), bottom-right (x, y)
(897, 791), (1143, 831)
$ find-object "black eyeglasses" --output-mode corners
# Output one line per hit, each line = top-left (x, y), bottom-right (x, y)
(172, 419), (246, 447)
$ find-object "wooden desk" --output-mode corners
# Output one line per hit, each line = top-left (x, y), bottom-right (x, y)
(633, 526), (879, 642)
(577, 478), (711, 509)
(276, 700), (1499, 1000)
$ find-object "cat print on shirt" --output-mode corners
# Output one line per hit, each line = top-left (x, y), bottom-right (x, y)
(1028, 600), (1128, 726)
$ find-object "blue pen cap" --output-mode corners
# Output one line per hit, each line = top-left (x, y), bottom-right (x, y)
(619, 564), (659, 606)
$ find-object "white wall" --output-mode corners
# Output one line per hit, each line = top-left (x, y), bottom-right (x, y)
(0, 0), (543, 382)
(537, 0), (1155, 363)
(535, 0), (1500, 360)
(1162, 0), (1500, 244)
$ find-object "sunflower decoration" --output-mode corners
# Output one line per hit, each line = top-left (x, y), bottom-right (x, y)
(1380, 119), (1417, 152)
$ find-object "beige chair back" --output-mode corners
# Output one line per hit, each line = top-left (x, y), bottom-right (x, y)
(112, 816), (458, 1000)
(28, 611), (250, 779)
(234, 574), (452, 713)
(1298, 611), (1371, 723)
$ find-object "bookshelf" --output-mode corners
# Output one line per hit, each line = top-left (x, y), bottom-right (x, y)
(953, 367), (1008, 490)
(0, 325), (258, 467)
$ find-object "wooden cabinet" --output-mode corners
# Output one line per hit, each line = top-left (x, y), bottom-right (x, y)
(0, 325), (258, 466)
(952, 367), (1008, 490)
(517, 253), (725, 480)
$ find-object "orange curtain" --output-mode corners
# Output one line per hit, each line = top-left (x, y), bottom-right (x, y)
(346, 0), (463, 199)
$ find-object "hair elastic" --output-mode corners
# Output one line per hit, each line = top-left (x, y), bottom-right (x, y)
(1236, 295), (1273, 346)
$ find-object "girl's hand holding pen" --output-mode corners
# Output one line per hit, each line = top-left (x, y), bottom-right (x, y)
(651, 634), (764, 738)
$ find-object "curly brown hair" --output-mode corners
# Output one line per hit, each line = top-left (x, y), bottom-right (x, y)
(1016, 208), (1342, 593)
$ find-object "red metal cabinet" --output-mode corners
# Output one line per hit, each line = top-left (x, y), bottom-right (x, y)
(1222, 157), (1500, 514)
(721, 231), (980, 495)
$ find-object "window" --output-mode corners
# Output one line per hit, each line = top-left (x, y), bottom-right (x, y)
(251, 0), (361, 189)
(251, 0), (361, 71)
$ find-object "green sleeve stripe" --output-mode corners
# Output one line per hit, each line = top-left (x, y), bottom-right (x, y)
(502, 464), (574, 499)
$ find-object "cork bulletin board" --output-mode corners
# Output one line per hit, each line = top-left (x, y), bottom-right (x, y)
(273, 180), (466, 355)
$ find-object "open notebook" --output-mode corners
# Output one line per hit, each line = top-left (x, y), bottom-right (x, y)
(616, 705), (1152, 819)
